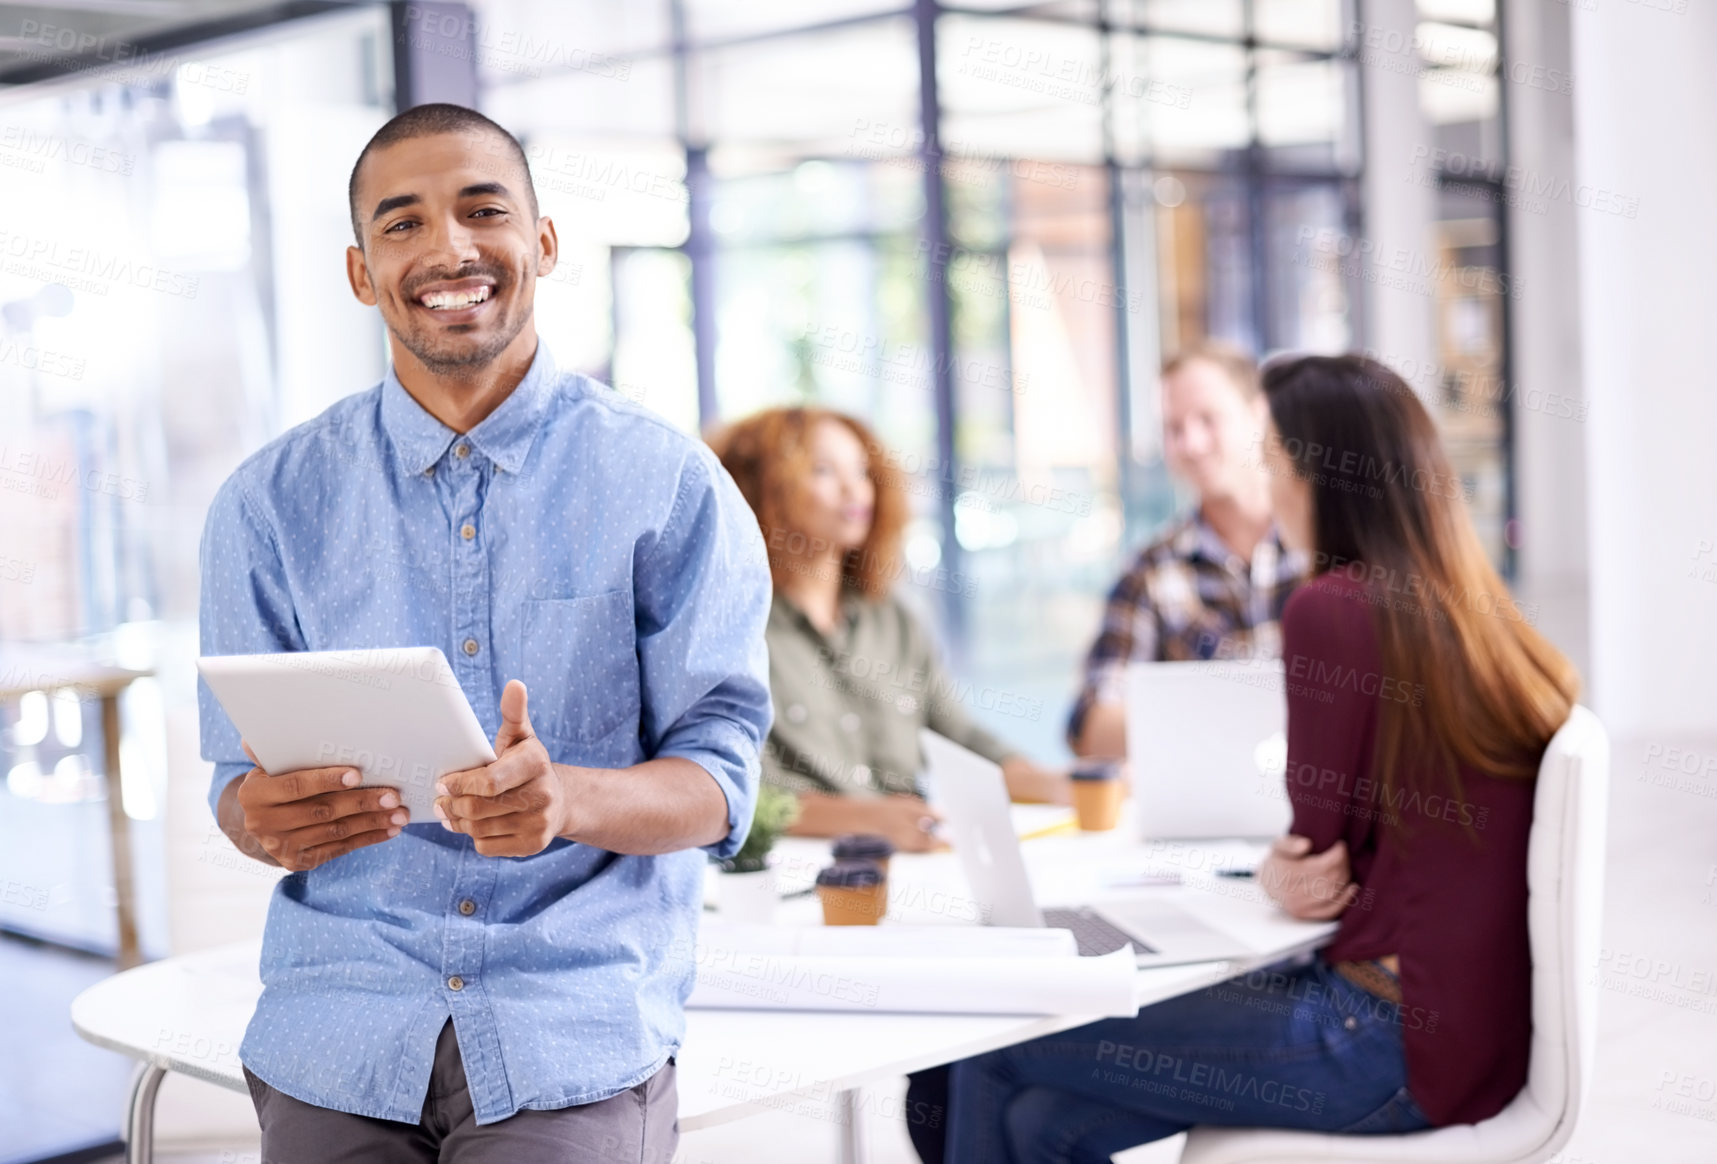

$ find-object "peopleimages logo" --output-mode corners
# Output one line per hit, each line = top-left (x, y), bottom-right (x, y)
(0, 125), (135, 175)
(1293, 226), (1521, 301)
(1409, 146), (1639, 219)
(0, 230), (199, 300)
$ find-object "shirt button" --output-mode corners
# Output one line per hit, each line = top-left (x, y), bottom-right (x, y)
(463, 638), (479, 656)
(839, 713), (861, 733)
(448, 975), (465, 991)
(458, 899), (476, 916)
(1344, 1016), (1357, 1031)
(423, 466), (435, 477)
(455, 444), (470, 459)
(461, 523), (476, 541)
(786, 703), (807, 724)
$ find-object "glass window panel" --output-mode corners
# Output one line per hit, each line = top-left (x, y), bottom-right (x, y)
(685, 0), (902, 43)
(936, 15), (1105, 164)
(1119, 0), (1244, 39)
(1420, 72), (1501, 166)
(1152, 175), (1255, 352)
(0, 3), (391, 962)
(0, 0), (310, 74)
(1255, 0), (1347, 51)
(1415, 0), (1495, 27)
(1424, 186), (1507, 565)
(957, 163), (1120, 759)
(486, 57), (678, 139)
(945, 158), (1012, 252)
(712, 236), (936, 474)
(950, 166), (1114, 491)
(1416, 22), (1496, 71)
(1115, 37), (1248, 167)
(703, 161), (925, 242)
(533, 241), (614, 378)
(951, 0), (1099, 15)
(467, 0), (669, 64)
(611, 249), (700, 433)
(941, 104), (1104, 166)
(688, 18), (919, 154)
(524, 137), (688, 247)
(514, 136), (689, 381)
(1263, 181), (1354, 351)
(1255, 51), (1351, 168)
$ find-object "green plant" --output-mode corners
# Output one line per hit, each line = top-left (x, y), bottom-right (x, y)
(719, 784), (801, 874)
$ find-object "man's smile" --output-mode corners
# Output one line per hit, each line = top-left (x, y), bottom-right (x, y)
(410, 275), (498, 323)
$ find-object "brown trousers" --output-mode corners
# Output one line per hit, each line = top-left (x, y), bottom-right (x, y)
(242, 1019), (678, 1163)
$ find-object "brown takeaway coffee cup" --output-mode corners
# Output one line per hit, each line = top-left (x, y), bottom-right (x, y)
(1070, 759), (1124, 831)
(815, 859), (887, 925)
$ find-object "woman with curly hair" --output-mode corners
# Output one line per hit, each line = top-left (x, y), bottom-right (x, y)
(710, 407), (1069, 853)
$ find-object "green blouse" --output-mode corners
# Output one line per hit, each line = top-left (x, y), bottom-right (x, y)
(761, 590), (1017, 797)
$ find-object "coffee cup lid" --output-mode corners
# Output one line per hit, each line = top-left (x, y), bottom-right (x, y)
(1071, 759), (1123, 781)
(816, 859), (884, 889)
(832, 833), (895, 860)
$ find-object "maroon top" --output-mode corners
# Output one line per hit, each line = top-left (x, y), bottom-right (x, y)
(1281, 573), (1536, 1127)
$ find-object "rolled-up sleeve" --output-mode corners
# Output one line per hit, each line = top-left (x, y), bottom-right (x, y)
(633, 448), (774, 859)
(198, 475), (305, 820)
(1066, 557), (1160, 747)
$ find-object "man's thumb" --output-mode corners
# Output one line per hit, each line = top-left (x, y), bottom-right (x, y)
(496, 680), (533, 749)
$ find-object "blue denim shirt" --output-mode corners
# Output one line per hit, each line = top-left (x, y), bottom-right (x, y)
(197, 342), (772, 1125)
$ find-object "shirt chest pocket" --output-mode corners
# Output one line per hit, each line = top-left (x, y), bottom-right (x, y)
(519, 591), (640, 747)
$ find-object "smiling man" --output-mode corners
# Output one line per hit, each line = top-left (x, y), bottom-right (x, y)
(1067, 344), (1305, 758)
(197, 103), (772, 1161)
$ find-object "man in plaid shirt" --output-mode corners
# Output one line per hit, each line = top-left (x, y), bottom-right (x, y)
(1069, 344), (1306, 757)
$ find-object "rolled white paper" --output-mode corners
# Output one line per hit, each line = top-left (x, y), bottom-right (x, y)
(695, 923), (1077, 960)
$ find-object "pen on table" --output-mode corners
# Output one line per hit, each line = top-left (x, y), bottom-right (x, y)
(1216, 867), (1256, 879)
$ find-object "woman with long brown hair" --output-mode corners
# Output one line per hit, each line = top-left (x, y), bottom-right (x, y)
(710, 406), (1068, 854)
(936, 355), (1578, 1162)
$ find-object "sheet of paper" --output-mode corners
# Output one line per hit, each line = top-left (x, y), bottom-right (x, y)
(687, 945), (1138, 1016)
(1010, 803), (1078, 838)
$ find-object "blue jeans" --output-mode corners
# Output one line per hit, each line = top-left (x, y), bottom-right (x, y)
(945, 957), (1431, 1164)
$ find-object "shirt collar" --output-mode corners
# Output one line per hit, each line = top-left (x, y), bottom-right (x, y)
(1184, 510), (1292, 575)
(380, 342), (559, 476)
(1188, 511), (1237, 567)
(774, 589), (863, 645)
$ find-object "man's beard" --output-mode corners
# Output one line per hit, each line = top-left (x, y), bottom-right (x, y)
(392, 271), (528, 374)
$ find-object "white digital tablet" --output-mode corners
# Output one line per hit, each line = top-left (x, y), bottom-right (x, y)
(197, 647), (497, 822)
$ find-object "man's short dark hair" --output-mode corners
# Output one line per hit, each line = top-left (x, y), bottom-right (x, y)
(347, 103), (539, 246)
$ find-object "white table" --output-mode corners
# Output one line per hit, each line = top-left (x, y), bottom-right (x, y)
(72, 823), (1333, 1163)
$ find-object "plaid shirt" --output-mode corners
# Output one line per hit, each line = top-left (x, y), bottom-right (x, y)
(1067, 511), (1306, 746)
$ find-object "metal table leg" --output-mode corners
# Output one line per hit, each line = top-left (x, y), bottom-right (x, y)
(101, 692), (142, 970)
(836, 1086), (868, 1164)
(125, 1061), (167, 1164)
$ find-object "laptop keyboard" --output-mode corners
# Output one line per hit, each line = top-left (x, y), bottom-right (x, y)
(1043, 906), (1156, 957)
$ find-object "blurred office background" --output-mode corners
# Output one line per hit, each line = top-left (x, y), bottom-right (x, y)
(1, 0), (1713, 1161)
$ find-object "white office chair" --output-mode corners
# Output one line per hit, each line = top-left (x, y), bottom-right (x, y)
(1176, 705), (1609, 1164)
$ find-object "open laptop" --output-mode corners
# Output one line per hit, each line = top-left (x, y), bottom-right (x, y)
(1125, 659), (1292, 842)
(921, 730), (1261, 967)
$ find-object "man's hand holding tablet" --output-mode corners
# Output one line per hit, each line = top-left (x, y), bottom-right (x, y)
(218, 678), (563, 868)
(433, 679), (572, 858)
(224, 741), (410, 872)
